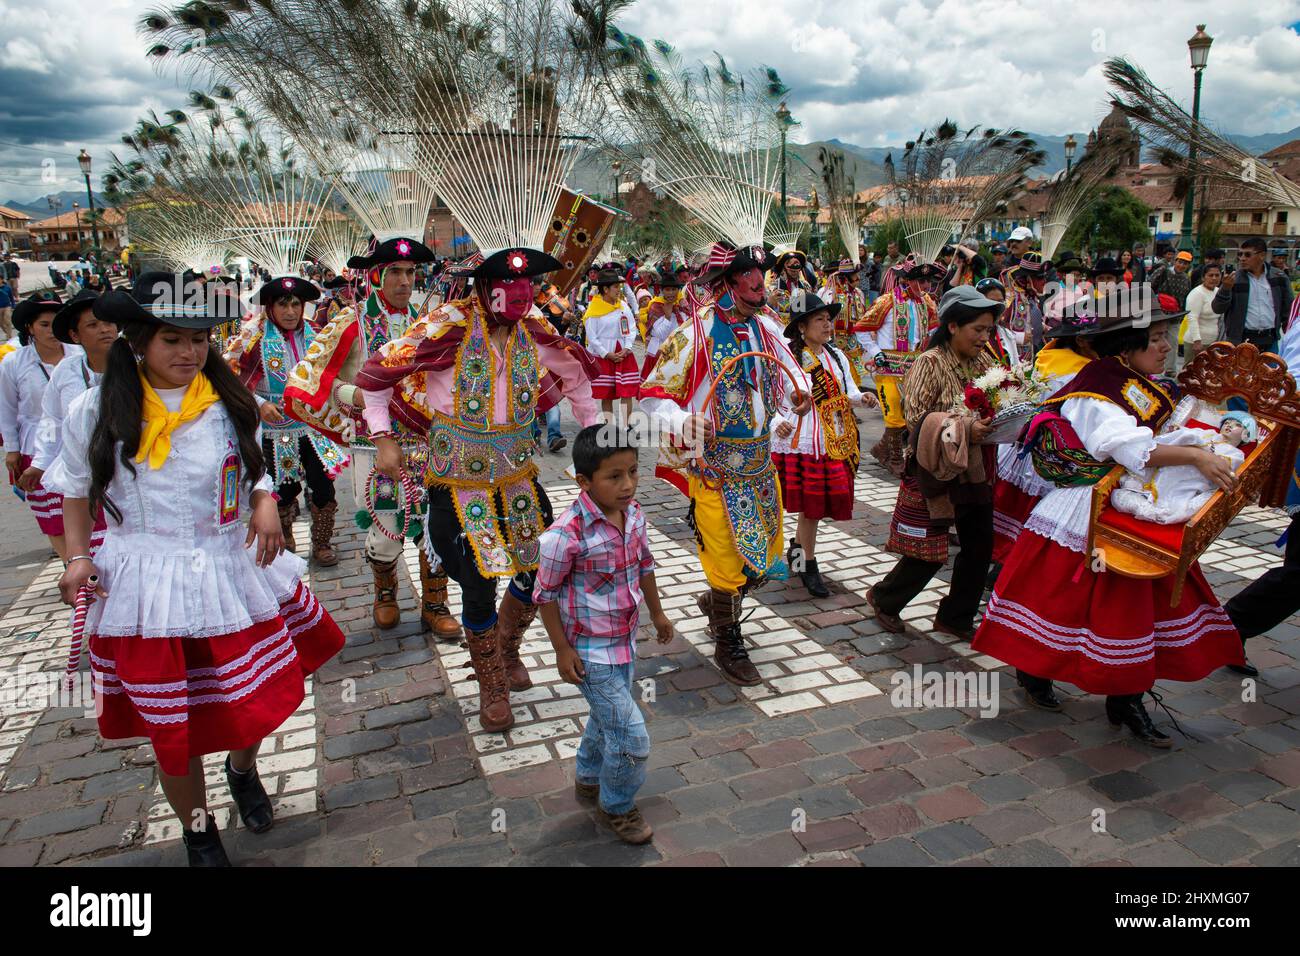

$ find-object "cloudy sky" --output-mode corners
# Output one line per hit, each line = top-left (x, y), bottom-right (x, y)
(2, 0), (1299, 208)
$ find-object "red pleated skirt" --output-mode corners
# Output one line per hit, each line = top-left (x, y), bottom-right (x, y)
(88, 581), (344, 775)
(971, 530), (1244, 695)
(592, 353), (641, 398)
(774, 451), (855, 521)
(991, 479), (1039, 563)
(18, 453), (64, 536)
(641, 352), (660, 380)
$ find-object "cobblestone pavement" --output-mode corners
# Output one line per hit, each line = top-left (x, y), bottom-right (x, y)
(1, 409), (1298, 868)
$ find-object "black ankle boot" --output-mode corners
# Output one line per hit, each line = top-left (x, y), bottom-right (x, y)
(1016, 669), (1062, 712)
(225, 755), (274, 833)
(1227, 659), (1260, 678)
(182, 812), (231, 867)
(800, 558), (830, 598)
(1106, 693), (1172, 749)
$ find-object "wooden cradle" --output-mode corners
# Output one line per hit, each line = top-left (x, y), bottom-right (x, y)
(1087, 342), (1300, 606)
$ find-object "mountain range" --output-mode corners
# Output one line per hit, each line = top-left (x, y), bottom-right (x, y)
(1, 190), (110, 220)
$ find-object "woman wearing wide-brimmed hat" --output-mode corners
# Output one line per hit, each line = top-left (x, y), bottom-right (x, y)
(972, 293), (1244, 747)
(1, 291), (81, 559)
(20, 289), (117, 554)
(47, 273), (345, 865)
(817, 257), (871, 386)
(773, 290), (878, 596)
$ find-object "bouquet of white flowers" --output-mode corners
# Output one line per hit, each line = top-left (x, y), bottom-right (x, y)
(953, 361), (1052, 444)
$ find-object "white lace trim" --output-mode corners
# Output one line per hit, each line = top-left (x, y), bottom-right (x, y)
(1022, 486), (1093, 555)
(983, 592), (1235, 666)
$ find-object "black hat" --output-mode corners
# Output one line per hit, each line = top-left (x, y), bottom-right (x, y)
(658, 263), (689, 287)
(1053, 250), (1086, 274)
(773, 249), (808, 272)
(1051, 289), (1183, 339)
(1089, 256), (1121, 278)
(901, 259), (945, 280)
(12, 291), (63, 333)
(783, 289), (842, 337)
(697, 241), (775, 286)
(992, 244), (1008, 254)
(471, 247), (564, 282)
(53, 289), (106, 343)
(257, 275), (321, 306)
(93, 271), (238, 330)
(594, 268), (624, 288)
(323, 275), (349, 290)
(1009, 251), (1049, 278)
(352, 237), (435, 269)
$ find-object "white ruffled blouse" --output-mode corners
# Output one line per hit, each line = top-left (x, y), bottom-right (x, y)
(1022, 397), (1157, 555)
(44, 386), (304, 639)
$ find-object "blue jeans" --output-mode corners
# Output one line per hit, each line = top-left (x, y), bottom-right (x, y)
(534, 406), (563, 444)
(575, 661), (650, 815)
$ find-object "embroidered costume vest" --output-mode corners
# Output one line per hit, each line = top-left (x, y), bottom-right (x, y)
(424, 305), (544, 578)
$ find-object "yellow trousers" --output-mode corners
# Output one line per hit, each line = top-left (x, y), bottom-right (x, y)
(689, 475), (785, 594)
(875, 374), (905, 428)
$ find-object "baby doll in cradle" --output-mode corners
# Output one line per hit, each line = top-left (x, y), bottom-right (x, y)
(1110, 411), (1257, 525)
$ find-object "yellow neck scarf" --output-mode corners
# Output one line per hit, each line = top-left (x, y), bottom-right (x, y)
(583, 295), (621, 322)
(1034, 344), (1090, 383)
(136, 371), (220, 470)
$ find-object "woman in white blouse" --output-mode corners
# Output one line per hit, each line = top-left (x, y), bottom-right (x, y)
(19, 289), (116, 553)
(0, 292), (80, 559)
(772, 291), (877, 596)
(48, 274), (344, 866)
(1182, 263), (1223, 364)
(972, 295), (1244, 747)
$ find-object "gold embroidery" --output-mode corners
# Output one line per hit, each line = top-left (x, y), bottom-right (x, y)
(1121, 378), (1159, 421)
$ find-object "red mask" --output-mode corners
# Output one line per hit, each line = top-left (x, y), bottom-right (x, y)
(726, 267), (767, 311)
(484, 277), (534, 324)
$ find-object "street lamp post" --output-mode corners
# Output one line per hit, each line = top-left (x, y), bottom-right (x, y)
(1180, 24), (1213, 255)
(1063, 134), (1077, 174)
(611, 160), (621, 205)
(78, 150), (102, 266)
(72, 202), (83, 257)
(776, 102), (792, 219)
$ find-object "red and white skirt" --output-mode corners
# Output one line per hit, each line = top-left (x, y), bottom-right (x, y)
(972, 530), (1244, 696)
(991, 479), (1039, 563)
(592, 352), (641, 399)
(17, 453), (64, 536)
(641, 352), (661, 380)
(88, 581), (344, 776)
(774, 451), (855, 521)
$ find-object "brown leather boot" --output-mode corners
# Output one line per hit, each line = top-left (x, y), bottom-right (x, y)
(418, 549), (462, 641)
(496, 589), (538, 691)
(464, 623), (514, 732)
(699, 589), (761, 686)
(308, 501), (339, 567)
(368, 556), (401, 630)
(278, 499), (299, 553)
(870, 426), (907, 478)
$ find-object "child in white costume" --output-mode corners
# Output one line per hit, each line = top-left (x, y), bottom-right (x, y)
(1111, 411), (1256, 524)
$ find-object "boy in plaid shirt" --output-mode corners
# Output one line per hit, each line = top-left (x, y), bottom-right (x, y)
(534, 425), (673, 844)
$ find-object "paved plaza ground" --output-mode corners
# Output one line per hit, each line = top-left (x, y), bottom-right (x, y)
(1, 408), (1298, 867)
